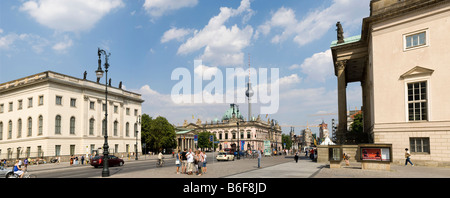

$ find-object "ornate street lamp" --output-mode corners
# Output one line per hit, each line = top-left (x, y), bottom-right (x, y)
(96, 48), (111, 177)
(232, 104), (241, 160)
(135, 115), (141, 160)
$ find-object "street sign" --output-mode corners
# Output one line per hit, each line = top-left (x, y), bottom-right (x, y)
(214, 141), (220, 144)
(209, 135), (214, 142)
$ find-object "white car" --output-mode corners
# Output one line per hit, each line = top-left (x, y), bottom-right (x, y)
(216, 152), (234, 161)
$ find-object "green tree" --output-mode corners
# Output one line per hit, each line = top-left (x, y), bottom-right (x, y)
(197, 131), (218, 150)
(141, 114), (176, 153)
(282, 134), (292, 150)
(348, 113), (368, 143)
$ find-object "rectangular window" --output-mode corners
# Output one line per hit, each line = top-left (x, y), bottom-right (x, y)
(126, 108), (130, 115)
(406, 32), (426, 49)
(0, 104), (3, 113)
(9, 102), (13, 112)
(39, 95), (44, 105)
(410, 137), (430, 154)
(55, 145), (61, 156)
(114, 105), (118, 113)
(70, 145), (75, 156)
(407, 81), (427, 121)
(18, 100), (23, 110)
(28, 97), (33, 108)
(90, 101), (95, 110)
(70, 98), (76, 107)
(56, 96), (62, 105)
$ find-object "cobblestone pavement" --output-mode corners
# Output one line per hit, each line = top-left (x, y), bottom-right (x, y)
(110, 154), (294, 178)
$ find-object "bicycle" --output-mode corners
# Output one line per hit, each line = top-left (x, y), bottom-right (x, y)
(7, 170), (37, 178)
(156, 159), (165, 167)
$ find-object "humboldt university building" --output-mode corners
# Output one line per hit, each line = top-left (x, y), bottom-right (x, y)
(331, 0), (450, 166)
(0, 71), (144, 162)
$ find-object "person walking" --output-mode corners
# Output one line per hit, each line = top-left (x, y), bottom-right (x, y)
(405, 148), (414, 166)
(175, 150), (181, 174)
(202, 151), (207, 174)
(186, 149), (194, 175)
(294, 152), (299, 163)
(181, 149), (187, 174)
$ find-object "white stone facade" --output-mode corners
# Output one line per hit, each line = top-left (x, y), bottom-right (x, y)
(0, 71), (143, 160)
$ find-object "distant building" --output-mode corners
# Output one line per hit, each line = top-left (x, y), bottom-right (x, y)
(0, 71), (144, 161)
(175, 104), (282, 152)
(331, 0), (450, 166)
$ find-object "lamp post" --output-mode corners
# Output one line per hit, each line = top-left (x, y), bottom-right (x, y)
(96, 48), (110, 177)
(135, 115), (141, 160)
(232, 104), (241, 160)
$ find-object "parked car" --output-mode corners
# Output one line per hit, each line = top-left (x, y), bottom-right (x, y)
(0, 166), (14, 178)
(216, 152), (234, 161)
(90, 155), (124, 168)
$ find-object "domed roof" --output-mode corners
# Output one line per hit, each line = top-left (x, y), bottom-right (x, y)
(222, 104), (243, 121)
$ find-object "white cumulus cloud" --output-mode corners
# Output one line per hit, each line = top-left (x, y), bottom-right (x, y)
(20, 0), (124, 32)
(143, 0), (198, 18)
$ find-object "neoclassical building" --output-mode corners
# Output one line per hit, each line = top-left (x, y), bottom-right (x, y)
(176, 104), (282, 152)
(0, 71), (143, 161)
(331, 0), (450, 166)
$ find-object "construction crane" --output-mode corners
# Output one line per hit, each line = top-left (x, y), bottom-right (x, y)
(280, 121), (322, 130)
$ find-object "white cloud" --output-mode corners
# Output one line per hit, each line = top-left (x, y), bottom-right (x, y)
(161, 27), (193, 43)
(299, 49), (333, 83)
(52, 36), (73, 52)
(0, 32), (49, 53)
(143, 0), (198, 18)
(20, 0), (124, 32)
(176, 0), (254, 67)
(257, 0), (370, 46)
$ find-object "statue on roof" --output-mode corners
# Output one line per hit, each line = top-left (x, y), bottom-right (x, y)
(183, 120), (188, 127)
(336, 21), (344, 44)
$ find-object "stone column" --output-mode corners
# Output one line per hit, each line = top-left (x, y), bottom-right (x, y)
(336, 60), (348, 144)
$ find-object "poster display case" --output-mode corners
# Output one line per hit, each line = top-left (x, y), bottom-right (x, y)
(358, 144), (392, 162)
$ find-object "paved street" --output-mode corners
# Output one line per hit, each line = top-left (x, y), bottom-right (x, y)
(17, 153), (450, 178)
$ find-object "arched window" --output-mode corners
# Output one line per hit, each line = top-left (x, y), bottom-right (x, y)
(38, 116), (43, 135)
(126, 122), (130, 137)
(27, 117), (32, 137)
(89, 118), (95, 135)
(114, 121), (118, 136)
(0, 122), (3, 140)
(55, 115), (61, 134)
(70, 116), (75, 135)
(8, 120), (12, 139)
(17, 119), (22, 138)
(102, 119), (106, 136)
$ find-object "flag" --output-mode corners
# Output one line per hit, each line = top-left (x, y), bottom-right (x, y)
(192, 114), (194, 119)
(265, 114), (268, 118)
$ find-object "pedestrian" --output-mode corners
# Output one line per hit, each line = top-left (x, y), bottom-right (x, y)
(343, 153), (350, 166)
(181, 149), (187, 174)
(175, 150), (181, 174)
(186, 149), (194, 175)
(81, 155), (85, 165)
(257, 148), (262, 168)
(196, 150), (202, 176)
(405, 148), (414, 166)
(70, 156), (73, 166)
(294, 152), (299, 163)
(202, 151), (207, 174)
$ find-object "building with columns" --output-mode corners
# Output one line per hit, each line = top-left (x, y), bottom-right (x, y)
(331, 0), (450, 166)
(0, 71), (143, 162)
(175, 104), (282, 153)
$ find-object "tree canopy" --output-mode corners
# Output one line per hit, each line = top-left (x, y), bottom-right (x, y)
(141, 114), (176, 153)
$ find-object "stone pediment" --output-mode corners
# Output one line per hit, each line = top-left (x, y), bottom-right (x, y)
(400, 66), (434, 79)
(184, 123), (200, 129)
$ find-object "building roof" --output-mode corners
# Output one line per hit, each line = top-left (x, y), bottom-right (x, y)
(222, 104), (244, 121)
(330, 35), (361, 47)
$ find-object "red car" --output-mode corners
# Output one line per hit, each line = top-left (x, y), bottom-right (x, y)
(90, 155), (124, 168)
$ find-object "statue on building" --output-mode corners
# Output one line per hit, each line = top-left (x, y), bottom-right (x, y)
(83, 71), (87, 80)
(196, 118), (202, 125)
(183, 120), (188, 127)
(336, 21), (344, 44)
(119, 81), (122, 89)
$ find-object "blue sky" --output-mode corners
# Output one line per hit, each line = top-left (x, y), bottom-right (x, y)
(0, 0), (370, 135)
